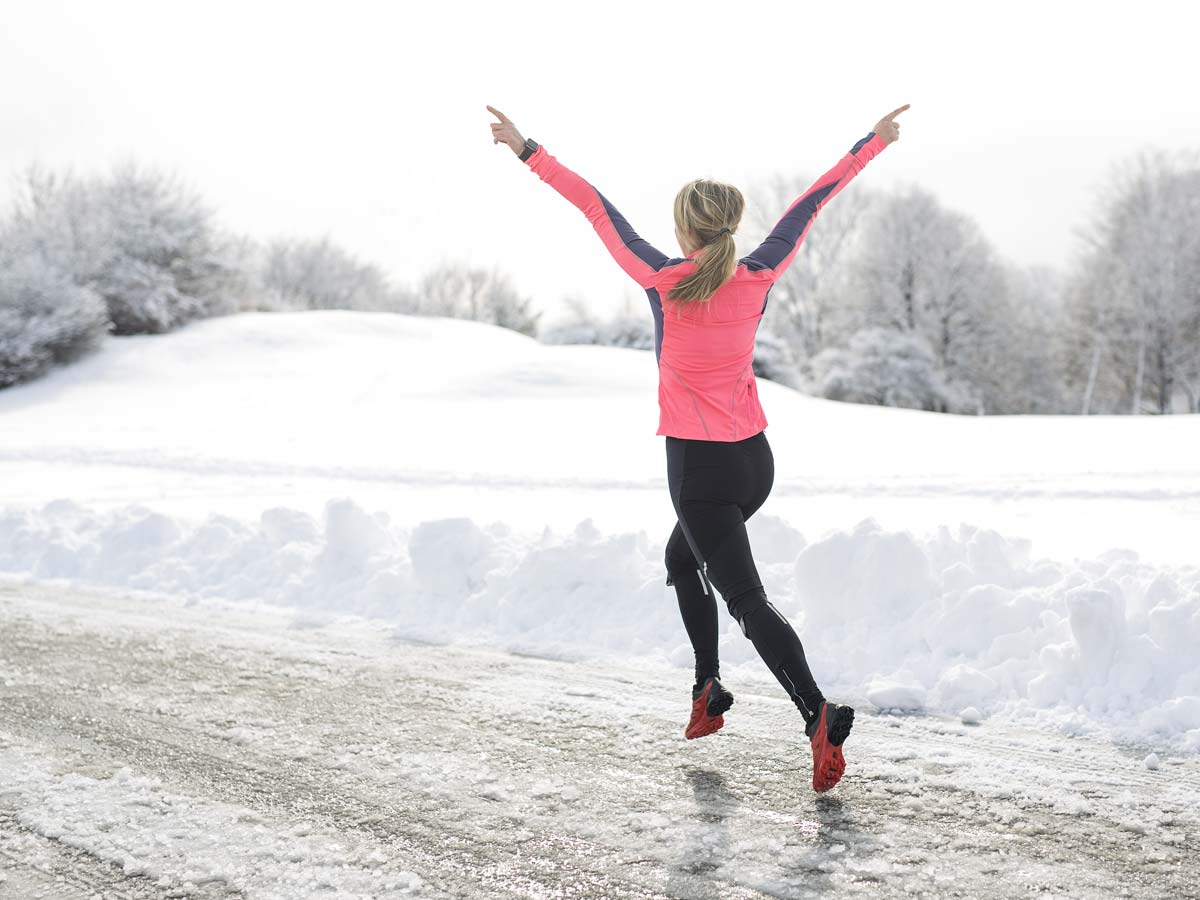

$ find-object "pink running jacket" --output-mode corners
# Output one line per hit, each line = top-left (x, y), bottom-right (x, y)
(521, 132), (888, 441)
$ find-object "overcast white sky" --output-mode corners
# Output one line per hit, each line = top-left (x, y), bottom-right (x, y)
(3, 0), (1196, 322)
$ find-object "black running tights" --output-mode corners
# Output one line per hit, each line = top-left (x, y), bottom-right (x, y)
(664, 430), (825, 723)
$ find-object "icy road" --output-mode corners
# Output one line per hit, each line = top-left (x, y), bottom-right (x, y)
(0, 580), (1197, 899)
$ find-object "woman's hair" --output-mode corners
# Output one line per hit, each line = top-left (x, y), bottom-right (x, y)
(667, 178), (745, 305)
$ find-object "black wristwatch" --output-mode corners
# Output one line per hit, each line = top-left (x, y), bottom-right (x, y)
(518, 137), (539, 162)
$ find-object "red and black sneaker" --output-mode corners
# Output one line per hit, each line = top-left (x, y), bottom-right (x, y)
(685, 675), (734, 739)
(805, 700), (855, 792)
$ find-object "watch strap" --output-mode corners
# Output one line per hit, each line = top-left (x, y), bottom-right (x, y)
(518, 137), (539, 162)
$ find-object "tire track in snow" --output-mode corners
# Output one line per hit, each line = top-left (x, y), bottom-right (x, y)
(0, 809), (167, 900)
(0, 581), (1197, 899)
(0, 588), (749, 898)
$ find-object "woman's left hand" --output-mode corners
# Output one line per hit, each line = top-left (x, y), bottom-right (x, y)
(871, 104), (910, 145)
(487, 105), (526, 155)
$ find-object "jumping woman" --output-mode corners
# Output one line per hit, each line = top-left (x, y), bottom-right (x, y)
(488, 102), (908, 792)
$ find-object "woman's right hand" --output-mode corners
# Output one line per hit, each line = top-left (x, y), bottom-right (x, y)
(872, 104), (910, 144)
(488, 105), (527, 155)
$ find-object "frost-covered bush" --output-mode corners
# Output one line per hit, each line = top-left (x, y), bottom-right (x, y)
(538, 311), (652, 350)
(752, 330), (800, 387)
(6, 164), (243, 335)
(254, 237), (413, 312)
(540, 318), (601, 345)
(810, 327), (978, 413)
(416, 262), (541, 337)
(599, 315), (654, 351)
(0, 253), (109, 388)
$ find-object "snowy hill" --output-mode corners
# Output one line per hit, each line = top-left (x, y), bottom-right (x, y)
(1, 310), (1198, 752)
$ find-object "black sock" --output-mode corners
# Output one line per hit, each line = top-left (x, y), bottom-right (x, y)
(738, 601), (825, 725)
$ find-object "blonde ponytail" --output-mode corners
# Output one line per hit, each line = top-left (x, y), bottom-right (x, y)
(667, 178), (745, 307)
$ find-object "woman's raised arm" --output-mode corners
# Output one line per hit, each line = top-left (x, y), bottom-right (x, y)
(743, 104), (910, 283)
(489, 105), (669, 289)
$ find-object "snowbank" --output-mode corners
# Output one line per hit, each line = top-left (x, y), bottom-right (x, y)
(3, 498), (1197, 753)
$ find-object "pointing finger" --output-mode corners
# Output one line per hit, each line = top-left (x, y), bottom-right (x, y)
(884, 103), (911, 121)
(487, 104), (512, 124)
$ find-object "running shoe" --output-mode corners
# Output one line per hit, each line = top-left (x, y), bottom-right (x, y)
(805, 700), (855, 792)
(685, 675), (734, 739)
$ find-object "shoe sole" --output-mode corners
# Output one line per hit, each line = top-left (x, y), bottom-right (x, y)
(813, 704), (855, 792)
(685, 714), (724, 739)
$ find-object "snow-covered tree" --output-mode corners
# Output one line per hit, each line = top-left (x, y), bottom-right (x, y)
(842, 185), (1063, 413)
(982, 262), (1066, 414)
(744, 168), (879, 363)
(0, 253), (109, 388)
(751, 330), (801, 388)
(1063, 148), (1200, 413)
(6, 163), (244, 335)
(416, 262), (541, 337)
(809, 327), (978, 413)
(254, 237), (412, 312)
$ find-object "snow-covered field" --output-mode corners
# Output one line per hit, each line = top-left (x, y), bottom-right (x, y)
(1, 310), (1198, 759)
(2, 310), (1200, 897)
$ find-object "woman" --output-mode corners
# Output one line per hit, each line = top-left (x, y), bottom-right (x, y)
(489, 102), (907, 792)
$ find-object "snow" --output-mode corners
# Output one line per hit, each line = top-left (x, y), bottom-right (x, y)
(3, 579), (1198, 898)
(1, 744), (426, 896)
(865, 675), (928, 712)
(1, 310), (1199, 755)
